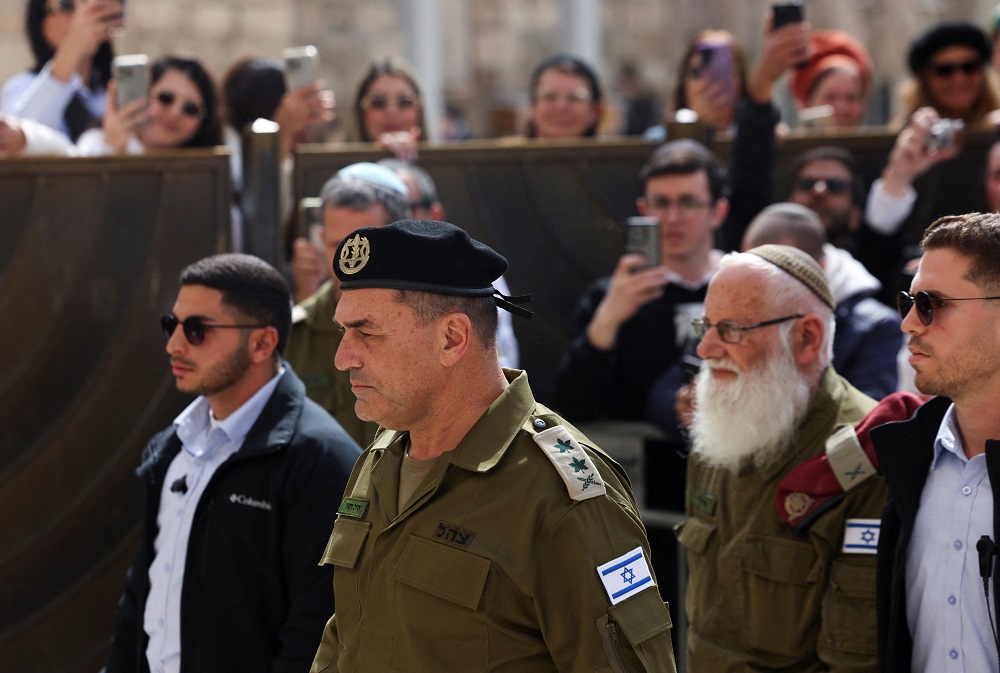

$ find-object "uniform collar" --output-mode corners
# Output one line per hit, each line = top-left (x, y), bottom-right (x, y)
(370, 369), (535, 474)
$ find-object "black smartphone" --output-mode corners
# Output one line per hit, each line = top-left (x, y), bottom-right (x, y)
(624, 216), (660, 269)
(772, 1), (804, 28)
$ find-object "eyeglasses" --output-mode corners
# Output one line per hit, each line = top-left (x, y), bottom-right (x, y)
(161, 314), (268, 346)
(535, 87), (593, 105)
(153, 91), (205, 119)
(794, 177), (852, 194)
(645, 196), (712, 218)
(929, 60), (983, 78)
(361, 93), (420, 111)
(692, 314), (804, 344)
(897, 290), (1000, 326)
(44, 0), (75, 15)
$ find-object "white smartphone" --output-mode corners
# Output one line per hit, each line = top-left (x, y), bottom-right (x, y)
(112, 54), (149, 109)
(283, 46), (320, 91)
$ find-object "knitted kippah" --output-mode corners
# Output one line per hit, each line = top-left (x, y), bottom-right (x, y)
(746, 244), (835, 309)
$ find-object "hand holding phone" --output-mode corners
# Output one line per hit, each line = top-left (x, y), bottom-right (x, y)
(689, 40), (736, 109)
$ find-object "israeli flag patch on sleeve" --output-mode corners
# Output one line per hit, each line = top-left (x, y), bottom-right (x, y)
(842, 518), (880, 554)
(597, 546), (655, 605)
(532, 425), (607, 501)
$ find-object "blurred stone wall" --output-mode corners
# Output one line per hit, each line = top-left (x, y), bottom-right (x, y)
(2, 0), (998, 137)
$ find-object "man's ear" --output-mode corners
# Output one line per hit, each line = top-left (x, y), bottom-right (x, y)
(249, 327), (280, 364)
(439, 313), (472, 367)
(792, 314), (825, 368)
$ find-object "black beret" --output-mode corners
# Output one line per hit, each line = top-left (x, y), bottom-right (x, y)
(335, 219), (508, 296)
(908, 21), (992, 74)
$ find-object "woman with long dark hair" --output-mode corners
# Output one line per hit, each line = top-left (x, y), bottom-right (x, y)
(1, 0), (122, 140)
(76, 54), (223, 155)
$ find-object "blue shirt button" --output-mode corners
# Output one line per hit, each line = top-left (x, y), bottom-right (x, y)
(954, 539), (963, 550)
(164, 563), (171, 572)
(950, 649), (959, 659)
(948, 595), (957, 605)
(962, 485), (972, 495)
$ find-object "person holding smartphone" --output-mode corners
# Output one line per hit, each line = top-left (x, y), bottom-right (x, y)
(1, 0), (124, 141)
(672, 30), (747, 134)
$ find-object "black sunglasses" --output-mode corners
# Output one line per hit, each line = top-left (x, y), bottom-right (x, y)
(795, 177), (851, 194)
(897, 290), (1000, 326)
(930, 60), (983, 78)
(153, 91), (205, 119)
(161, 314), (268, 346)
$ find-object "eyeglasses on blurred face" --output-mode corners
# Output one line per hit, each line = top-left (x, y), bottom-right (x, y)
(361, 93), (420, 111)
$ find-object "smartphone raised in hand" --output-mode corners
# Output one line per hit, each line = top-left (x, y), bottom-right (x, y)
(283, 46), (320, 92)
(771, 1), (804, 29)
(112, 53), (148, 110)
(690, 40), (735, 107)
(624, 216), (661, 270)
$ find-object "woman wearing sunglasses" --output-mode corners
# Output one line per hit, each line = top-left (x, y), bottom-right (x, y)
(75, 54), (222, 155)
(1, 0), (123, 141)
(896, 21), (1000, 129)
(351, 57), (426, 161)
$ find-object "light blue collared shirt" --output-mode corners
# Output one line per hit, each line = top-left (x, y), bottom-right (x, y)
(143, 369), (284, 673)
(905, 403), (997, 673)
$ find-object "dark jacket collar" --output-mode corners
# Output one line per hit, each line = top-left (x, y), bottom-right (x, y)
(137, 363), (305, 481)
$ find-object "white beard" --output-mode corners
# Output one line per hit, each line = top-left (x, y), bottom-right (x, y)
(690, 338), (814, 472)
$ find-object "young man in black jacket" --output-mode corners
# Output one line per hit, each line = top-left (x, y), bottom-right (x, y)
(872, 212), (1000, 672)
(106, 253), (361, 673)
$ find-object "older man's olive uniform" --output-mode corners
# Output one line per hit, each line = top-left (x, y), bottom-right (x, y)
(286, 280), (379, 448)
(676, 368), (885, 672)
(311, 370), (676, 673)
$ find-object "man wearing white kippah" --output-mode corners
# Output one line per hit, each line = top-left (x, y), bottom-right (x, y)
(675, 244), (886, 672)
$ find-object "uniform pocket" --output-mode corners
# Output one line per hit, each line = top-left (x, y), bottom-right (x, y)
(606, 589), (676, 672)
(825, 559), (878, 655)
(392, 535), (491, 672)
(739, 536), (822, 662)
(674, 517), (716, 629)
(319, 518), (371, 569)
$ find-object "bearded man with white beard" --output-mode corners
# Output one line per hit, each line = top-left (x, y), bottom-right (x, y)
(674, 244), (888, 673)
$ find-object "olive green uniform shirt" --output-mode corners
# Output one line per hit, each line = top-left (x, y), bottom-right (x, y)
(285, 280), (379, 447)
(311, 370), (677, 673)
(675, 368), (886, 673)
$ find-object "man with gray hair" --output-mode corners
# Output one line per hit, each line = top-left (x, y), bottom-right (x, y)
(743, 202), (901, 399)
(285, 162), (410, 446)
(675, 245), (886, 672)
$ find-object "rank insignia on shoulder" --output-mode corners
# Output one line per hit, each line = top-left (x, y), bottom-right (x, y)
(842, 518), (880, 554)
(597, 545), (655, 605)
(532, 425), (607, 501)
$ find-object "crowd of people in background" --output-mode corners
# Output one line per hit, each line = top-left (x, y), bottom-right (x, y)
(8, 1), (1000, 672)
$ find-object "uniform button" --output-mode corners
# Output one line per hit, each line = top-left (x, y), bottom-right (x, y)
(950, 649), (959, 659)
(177, 508), (183, 517)
(954, 539), (963, 550)
(158, 618), (165, 628)
(164, 563), (171, 572)
(533, 418), (547, 429)
(948, 595), (956, 605)
(962, 486), (972, 495)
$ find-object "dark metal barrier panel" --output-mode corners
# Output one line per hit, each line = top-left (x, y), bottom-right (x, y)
(294, 130), (994, 403)
(0, 151), (230, 673)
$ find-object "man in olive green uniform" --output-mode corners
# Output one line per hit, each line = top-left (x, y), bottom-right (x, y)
(285, 162), (410, 447)
(311, 220), (676, 673)
(675, 245), (886, 672)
